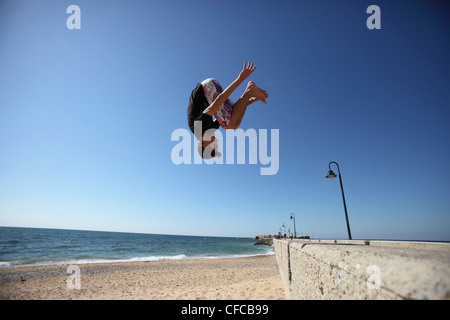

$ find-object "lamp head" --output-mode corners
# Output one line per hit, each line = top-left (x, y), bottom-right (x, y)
(325, 170), (337, 179)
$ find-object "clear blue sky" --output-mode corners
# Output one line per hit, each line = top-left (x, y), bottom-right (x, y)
(1, 0), (449, 240)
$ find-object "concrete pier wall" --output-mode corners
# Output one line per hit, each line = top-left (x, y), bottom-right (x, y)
(273, 239), (450, 300)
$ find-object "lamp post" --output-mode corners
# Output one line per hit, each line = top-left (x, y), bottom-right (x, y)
(290, 213), (297, 238)
(325, 161), (352, 240)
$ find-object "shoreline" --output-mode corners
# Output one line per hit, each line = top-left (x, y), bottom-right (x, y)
(0, 251), (274, 270)
(0, 255), (285, 300)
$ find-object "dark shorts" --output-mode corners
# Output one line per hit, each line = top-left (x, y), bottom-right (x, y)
(187, 83), (220, 139)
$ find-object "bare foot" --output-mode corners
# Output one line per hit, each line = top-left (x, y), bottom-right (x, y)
(246, 81), (268, 104)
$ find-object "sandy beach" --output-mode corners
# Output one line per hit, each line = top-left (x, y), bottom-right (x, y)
(0, 255), (285, 300)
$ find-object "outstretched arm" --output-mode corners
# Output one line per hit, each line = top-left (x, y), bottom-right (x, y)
(203, 61), (256, 116)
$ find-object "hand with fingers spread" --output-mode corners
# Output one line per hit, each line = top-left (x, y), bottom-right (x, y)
(238, 61), (256, 81)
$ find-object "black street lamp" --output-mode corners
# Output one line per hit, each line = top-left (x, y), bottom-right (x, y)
(290, 213), (297, 238)
(325, 161), (352, 240)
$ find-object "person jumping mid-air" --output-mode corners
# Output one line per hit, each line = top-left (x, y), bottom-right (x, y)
(187, 61), (269, 159)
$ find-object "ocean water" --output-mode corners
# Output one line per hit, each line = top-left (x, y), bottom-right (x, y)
(0, 227), (272, 267)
